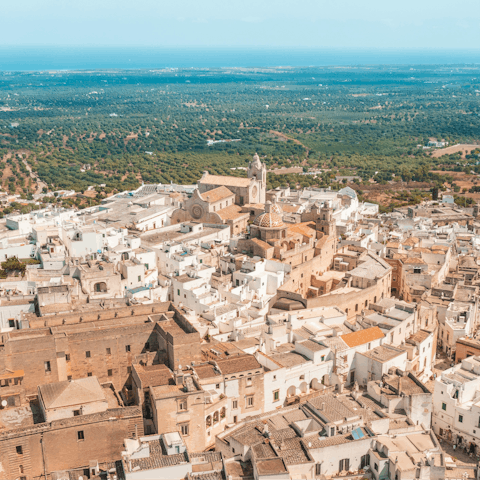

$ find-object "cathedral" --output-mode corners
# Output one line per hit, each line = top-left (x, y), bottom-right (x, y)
(198, 153), (267, 205)
(170, 154), (267, 234)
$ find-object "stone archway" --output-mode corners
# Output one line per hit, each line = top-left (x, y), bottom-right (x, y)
(299, 382), (309, 394)
(287, 385), (297, 397)
(310, 378), (321, 390)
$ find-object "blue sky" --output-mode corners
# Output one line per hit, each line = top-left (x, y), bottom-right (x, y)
(2, 0), (480, 49)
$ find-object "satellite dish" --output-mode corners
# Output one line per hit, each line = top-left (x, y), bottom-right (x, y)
(1, 400), (7, 407)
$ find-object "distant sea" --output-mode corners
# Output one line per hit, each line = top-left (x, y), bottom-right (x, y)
(0, 47), (479, 72)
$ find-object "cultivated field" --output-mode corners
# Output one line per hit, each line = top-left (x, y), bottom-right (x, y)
(432, 144), (480, 158)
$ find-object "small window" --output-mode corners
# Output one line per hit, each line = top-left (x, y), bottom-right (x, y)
(459, 415), (463, 423)
(108, 369), (113, 377)
(442, 403), (447, 411)
(125, 345), (131, 352)
(177, 289), (180, 296)
(106, 347), (111, 355)
(67, 375), (72, 380)
(86, 351), (91, 358)
(247, 377), (252, 386)
(138, 275), (141, 282)
(77, 430), (84, 441)
(321, 355), (325, 362)
(273, 390), (280, 402)
(232, 400), (238, 409)
(180, 423), (189, 436)
(65, 354), (70, 361)
(87, 372), (92, 377)
(246, 395), (254, 407)
(215, 384), (220, 389)
(73, 410), (80, 416)
(16, 445), (23, 455)
(273, 375), (276, 381)
(44, 361), (51, 373)
(178, 400), (187, 412)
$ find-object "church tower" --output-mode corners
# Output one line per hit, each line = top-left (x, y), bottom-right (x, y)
(248, 153), (267, 204)
(316, 203), (336, 238)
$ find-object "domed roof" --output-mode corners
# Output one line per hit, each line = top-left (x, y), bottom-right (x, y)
(253, 200), (285, 228)
(270, 201), (283, 216)
(253, 212), (284, 228)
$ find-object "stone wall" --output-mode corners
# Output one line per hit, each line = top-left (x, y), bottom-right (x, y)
(0, 407), (143, 480)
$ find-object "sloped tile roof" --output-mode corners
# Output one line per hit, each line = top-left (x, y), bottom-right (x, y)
(340, 326), (385, 348)
(201, 186), (235, 203)
(39, 376), (106, 409)
(200, 174), (252, 188)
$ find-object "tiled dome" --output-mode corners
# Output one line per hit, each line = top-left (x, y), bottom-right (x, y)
(270, 202), (283, 216)
(254, 212), (284, 228)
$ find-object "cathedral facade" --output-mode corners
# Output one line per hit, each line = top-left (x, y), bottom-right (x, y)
(198, 153), (267, 206)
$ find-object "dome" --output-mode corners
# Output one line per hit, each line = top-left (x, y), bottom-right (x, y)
(270, 201), (283, 216)
(253, 212), (284, 228)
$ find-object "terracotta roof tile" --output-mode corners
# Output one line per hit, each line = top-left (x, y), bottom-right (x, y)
(201, 186), (235, 203)
(216, 354), (262, 375)
(200, 174), (252, 188)
(287, 222), (316, 238)
(250, 238), (273, 250)
(341, 326), (385, 348)
(217, 204), (249, 221)
(135, 364), (173, 387)
(194, 364), (221, 380)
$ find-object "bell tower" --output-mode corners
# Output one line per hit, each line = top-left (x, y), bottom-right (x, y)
(248, 153), (267, 204)
(316, 203), (336, 238)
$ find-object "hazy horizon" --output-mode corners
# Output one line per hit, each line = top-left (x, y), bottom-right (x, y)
(1, 46), (479, 72)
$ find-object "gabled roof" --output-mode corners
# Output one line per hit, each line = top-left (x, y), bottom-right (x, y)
(250, 237), (273, 250)
(200, 173), (252, 188)
(287, 222), (316, 238)
(200, 186), (235, 203)
(39, 376), (106, 410)
(217, 204), (249, 221)
(341, 326), (385, 348)
(216, 354), (262, 375)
